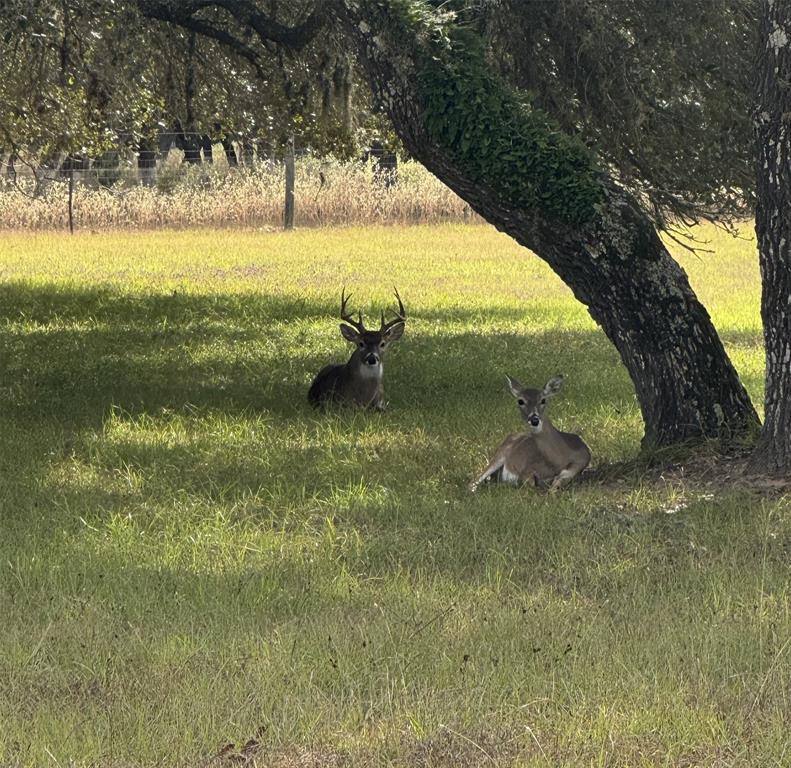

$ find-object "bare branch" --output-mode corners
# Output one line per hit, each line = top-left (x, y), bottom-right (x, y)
(180, 15), (267, 79)
(136, 0), (329, 53)
(664, 226), (714, 258)
(1, 150), (59, 199)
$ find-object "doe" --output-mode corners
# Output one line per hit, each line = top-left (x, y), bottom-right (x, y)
(308, 288), (406, 410)
(471, 375), (591, 492)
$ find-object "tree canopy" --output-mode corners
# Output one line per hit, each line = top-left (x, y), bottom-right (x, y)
(482, 0), (756, 229)
(0, 0), (371, 161)
(1, 0), (757, 224)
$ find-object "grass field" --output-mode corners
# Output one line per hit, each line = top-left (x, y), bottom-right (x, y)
(1, 223), (789, 767)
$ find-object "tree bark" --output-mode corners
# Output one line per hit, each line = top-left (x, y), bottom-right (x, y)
(748, 1), (791, 474)
(201, 134), (213, 163)
(182, 30), (202, 164)
(137, 133), (157, 186)
(338, 2), (758, 448)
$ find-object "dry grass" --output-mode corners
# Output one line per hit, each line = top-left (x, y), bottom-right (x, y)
(0, 157), (476, 231)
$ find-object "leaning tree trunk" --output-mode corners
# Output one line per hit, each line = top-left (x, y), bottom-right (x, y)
(748, 0), (791, 474)
(338, 1), (758, 448)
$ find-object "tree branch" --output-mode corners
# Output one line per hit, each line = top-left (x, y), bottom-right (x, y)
(136, 2), (267, 78)
(136, 0), (328, 52)
(205, 0), (328, 50)
(184, 16), (268, 79)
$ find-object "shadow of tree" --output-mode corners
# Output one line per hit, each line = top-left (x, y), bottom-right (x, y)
(0, 279), (764, 556)
(0, 280), (639, 422)
(0, 281), (776, 767)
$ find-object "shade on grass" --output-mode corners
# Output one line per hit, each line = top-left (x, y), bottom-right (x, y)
(1, 224), (787, 767)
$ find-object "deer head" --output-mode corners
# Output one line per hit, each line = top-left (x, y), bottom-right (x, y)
(505, 374), (564, 432)
(338, 287), (406, 374)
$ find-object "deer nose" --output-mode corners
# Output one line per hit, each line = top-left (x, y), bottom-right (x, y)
(529, 415), (540, 427)
(365, 354), (378, 365)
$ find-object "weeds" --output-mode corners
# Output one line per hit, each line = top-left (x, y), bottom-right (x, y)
(0, 157), (475, 231)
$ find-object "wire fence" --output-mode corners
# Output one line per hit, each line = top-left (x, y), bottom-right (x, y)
(1, 133), (399, 189)
(2, 135), (282, 189)
(0, 141), (476, 231)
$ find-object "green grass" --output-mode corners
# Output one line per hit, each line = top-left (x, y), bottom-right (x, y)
(1, 223), (788, 767)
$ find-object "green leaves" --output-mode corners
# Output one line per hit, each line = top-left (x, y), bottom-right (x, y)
(416, 25), (602, 226)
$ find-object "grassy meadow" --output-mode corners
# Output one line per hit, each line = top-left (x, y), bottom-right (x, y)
(1, 223), (789, 767)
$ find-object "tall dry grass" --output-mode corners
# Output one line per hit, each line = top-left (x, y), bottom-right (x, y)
(0, 157), (476, 231)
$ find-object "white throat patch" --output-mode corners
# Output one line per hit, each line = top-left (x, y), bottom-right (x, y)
(359, 361), (383, 379)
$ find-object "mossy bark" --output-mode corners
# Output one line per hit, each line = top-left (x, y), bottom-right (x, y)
(340, 1), (759, 448)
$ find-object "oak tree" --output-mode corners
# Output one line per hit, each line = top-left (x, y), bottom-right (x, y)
(748, 0), (791, 475)
(2, 0), (765, 449)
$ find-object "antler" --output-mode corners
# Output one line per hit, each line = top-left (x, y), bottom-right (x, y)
(380, 287), (407, 332)
(340, 287), (367, 334)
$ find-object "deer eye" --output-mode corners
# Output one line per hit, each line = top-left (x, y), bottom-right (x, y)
(517, 399), (526, 406)
(379, 342), (386, 349)
(540, 398), (546, 405)
(358, 341), (365, 348)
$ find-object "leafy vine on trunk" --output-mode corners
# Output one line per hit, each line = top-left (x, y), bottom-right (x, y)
(418, 31), (602, 225)
(340, 0), (759, 448)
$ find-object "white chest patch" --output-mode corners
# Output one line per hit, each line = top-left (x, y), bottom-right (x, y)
(501, 466), (520, 485)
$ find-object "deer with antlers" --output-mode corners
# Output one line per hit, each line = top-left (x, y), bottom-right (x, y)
(308, 289), (407, 410)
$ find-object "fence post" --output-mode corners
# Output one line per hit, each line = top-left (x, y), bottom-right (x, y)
(68, 167), (74, 234)
(284, 136), (295, 230)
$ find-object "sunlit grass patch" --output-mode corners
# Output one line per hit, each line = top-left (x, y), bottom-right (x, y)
(1, 223), (787, 767)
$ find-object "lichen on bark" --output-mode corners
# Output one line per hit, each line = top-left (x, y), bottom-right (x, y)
(748, 0), (791, 474)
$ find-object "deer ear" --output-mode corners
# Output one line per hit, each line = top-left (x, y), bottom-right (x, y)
(383, 321), (405, 343)
(505, 375), (523, 397)
(543, 375), (564, 397)
(340, 324), (360, 343)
